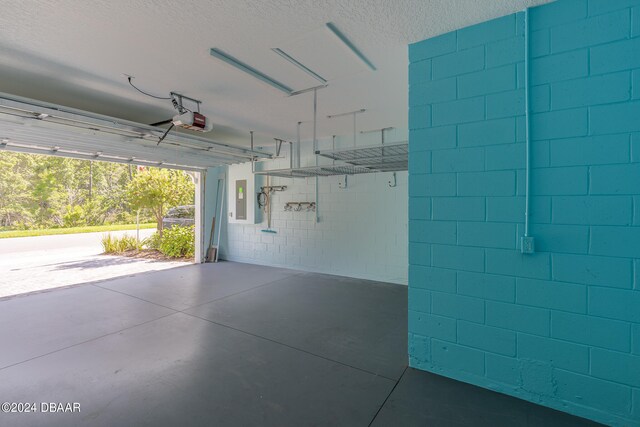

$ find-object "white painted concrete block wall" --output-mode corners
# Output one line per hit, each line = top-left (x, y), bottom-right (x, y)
(221, 129), (408, 285)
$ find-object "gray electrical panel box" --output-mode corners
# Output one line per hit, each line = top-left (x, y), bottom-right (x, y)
(235, 179), (247, 220)
(228, 162), (259, 224)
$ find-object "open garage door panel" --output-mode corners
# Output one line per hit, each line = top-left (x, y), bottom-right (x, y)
(0, 91), (272, 265)
(0, 92), (271, 171)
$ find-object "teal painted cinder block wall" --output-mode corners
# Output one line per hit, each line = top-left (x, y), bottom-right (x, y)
(408, 1), (640, 425)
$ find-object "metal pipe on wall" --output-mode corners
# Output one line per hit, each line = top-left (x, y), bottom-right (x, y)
(289, 141), (293, 169)
(521, 7), (535, 254)
(250, 131), (255, 173)
(313, 89), (318, 155)
(353, 111), (357, 147)
(296, 121), (301, 168)
(313, 88), (319, 223)
(524, 8), (531, 236)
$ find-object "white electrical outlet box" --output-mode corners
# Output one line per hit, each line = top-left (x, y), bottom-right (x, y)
(228, 162), (261, 224)
(521, 236), (535, 254)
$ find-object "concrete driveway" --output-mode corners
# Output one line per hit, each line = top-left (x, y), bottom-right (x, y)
(0, 229), (191, 299)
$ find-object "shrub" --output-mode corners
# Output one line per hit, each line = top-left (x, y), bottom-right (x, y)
(101, 233), (142, 254)
(142, 231), (162, 250)
(101, 234), (118, 253)
(158, 225), (194, 258)
(103, 227), (194, 258)
(63, 205), (86, 227)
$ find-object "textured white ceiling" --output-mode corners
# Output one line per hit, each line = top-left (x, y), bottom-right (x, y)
(0, 0), (551, 146)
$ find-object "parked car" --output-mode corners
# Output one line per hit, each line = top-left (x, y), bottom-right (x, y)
(162, 205), (195, 229)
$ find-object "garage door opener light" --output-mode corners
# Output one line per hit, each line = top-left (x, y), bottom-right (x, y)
(126, 76), (214, 145)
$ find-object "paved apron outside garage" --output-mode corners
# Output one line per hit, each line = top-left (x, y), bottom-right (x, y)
(0, 229), (187, 298)
(0, 262), (601, 426)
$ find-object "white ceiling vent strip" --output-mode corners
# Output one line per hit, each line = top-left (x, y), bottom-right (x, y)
(277, 27), (365, 82)
(0, 92), (271, 170)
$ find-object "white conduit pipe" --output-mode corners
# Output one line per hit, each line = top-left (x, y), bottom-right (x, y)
(353, 111), (357, 147)
(522, 7), (534, 254)
(313, 88), (319, 223)
(296, 121), (301, 168)
(250, 131), (255, 173)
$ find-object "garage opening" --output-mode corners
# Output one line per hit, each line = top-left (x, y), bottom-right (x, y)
(0, 92), (270, 299)
(0, 151), (199, 298)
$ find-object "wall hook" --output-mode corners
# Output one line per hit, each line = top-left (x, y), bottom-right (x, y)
(285, 201), (316, 212)
(338, 174), (348, 189)
(388, 172), (397, 188)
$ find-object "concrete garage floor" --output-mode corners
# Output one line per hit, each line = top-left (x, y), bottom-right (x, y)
(0, 262), (599, 426)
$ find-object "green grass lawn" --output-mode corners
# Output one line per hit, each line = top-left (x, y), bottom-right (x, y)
(0, 223), (156, 239)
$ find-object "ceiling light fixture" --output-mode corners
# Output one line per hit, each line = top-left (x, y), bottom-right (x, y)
(325, 22), (376, 71)
(210, 48), (293, 95)
(271, 48), (327, 84)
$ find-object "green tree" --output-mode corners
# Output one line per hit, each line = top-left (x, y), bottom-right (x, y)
(0, 153), (34, 227)
(0, 152), (186, 231)
(85, 161), (133, 225)
(31, 159), (67, 228)
(126, 167), (194, 235)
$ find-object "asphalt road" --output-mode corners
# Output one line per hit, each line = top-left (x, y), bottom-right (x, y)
(0, 229), (190, 299)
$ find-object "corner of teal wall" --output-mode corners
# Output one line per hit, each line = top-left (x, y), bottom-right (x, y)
(408, 0), (640, 426)
(203, 165), (228, 258)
